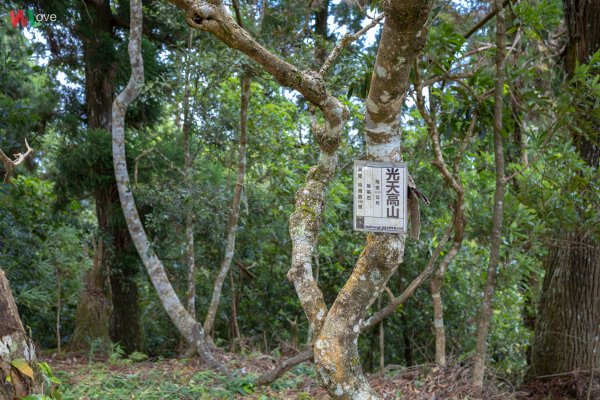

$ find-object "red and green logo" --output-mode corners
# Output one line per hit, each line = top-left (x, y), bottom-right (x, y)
(9, 9), (56, 28)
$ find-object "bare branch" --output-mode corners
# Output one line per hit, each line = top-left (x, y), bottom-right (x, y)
(464, 0), (509, 39)
(256, 349), (314, 385)
(361, 221), (454, 330)
(319, 14), (384, 76)
(1, 140), (34, 183)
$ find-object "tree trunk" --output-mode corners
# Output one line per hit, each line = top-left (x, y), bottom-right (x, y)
(414, 56), (475, 368)
(530, 0), (600, 377)
(229, 269), (241, 351)
(204, 71), (250, 335)
(98, 188), (144, 355)
(110, 250), (144, 354)
(531, 235), (600, 376)
(182, 28), (196, 319)
(313, 0), (330, 67)
(56, 270), (61, 354)
(112, 0), (227, 374)
(314, 3), (432, 398)
(0, 267), (44, 399)
(472, 0), (506, 389)
(70, 238), (112, 353)
(378, 295), (384, 374)
(71, 0), (144, 354)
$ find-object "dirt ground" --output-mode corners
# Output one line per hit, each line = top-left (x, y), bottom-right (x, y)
(47, 351), (600, 399)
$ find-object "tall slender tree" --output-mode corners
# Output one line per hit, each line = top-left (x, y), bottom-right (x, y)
(112, 0), (227, 373)
(203, 2), (254, 337)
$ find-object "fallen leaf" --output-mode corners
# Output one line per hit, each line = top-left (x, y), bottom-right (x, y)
(11, 358), (34, 379)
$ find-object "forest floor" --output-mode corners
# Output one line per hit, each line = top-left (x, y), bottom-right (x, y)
(46, 351), (599, 399)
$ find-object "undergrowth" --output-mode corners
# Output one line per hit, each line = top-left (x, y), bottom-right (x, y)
(54, 358), (316, 399)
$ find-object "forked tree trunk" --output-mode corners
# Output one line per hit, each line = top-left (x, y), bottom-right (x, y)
(164, 1), (430, 397)
(0, 268), (44, 399)
(314, 3), (432, 398)
(112, 0), (226, 374)
(530, 0), (600, 378)
(204, 71), (250, 336)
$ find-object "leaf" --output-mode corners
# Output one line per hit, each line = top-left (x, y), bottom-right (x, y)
(11, 358), (34, 379)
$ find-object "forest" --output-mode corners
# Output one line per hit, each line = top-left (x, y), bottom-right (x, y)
(0, 0), (598, 398)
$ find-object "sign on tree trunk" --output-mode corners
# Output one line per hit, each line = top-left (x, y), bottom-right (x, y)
(353, 160), (408, 233)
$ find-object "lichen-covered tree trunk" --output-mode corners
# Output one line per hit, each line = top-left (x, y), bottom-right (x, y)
(530, 0), (600, 377)
(204, 71), (251, 336)
(0, 267), (44, 399)
(112, 0), (226, 374)
(314, 2), (432, 398)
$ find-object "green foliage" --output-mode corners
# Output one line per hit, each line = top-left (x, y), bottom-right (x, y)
(0, 176), (90, 348)
(0, 16), (57, 156)
(37, 361), (63, 399)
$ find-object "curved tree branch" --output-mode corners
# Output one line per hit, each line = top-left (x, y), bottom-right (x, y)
(112, 0), (227, 374)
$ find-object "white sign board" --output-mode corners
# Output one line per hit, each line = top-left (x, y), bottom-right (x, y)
(353, 160), (408, 233)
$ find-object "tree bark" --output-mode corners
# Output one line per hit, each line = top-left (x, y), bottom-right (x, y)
(531, 235), (600, 376)
(472, 0), (506, 389)
(72, 0), (144, 354)
(182, 28), (196, 319)
(204, 71), (250, 335)
(70, 238), (112, 353)
(0, 267), (44, 399)
(56, 270), (62, 354)
(313, 3), (432, 398)
(229, 269), (241, 349)
(112, 0), (227, 374)
(313, 0), (330, 67)
(378, 295), (384, 374)
(110, 252), (144, 354)
(530, 0), (600, 378)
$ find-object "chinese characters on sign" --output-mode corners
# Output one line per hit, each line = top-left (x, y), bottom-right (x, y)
(353, 161), (408, 233)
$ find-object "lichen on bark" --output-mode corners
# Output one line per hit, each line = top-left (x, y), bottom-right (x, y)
(1, 268), (45, 399)
(163, 0), (432, 397)
(112, 0), (226, 374)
